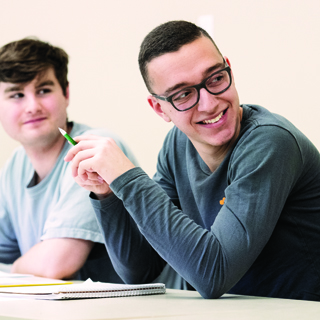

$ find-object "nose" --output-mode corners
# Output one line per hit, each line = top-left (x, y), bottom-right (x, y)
(25, 95), (42, 114)
(196, 87), (219, 112)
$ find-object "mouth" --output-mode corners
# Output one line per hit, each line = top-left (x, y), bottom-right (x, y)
(198, 108), (228, 124)
(24, 117), (47, 125)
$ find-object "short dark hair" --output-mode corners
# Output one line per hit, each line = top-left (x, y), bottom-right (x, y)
(0, 37), (69, 96)
(138, 20), (222, 92)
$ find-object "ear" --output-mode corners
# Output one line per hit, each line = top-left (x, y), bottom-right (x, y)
(224, 56), (235, 83)
(65, 85), (70, 107)
(147, 95), (171, 123)
(224, 56), (231, 68)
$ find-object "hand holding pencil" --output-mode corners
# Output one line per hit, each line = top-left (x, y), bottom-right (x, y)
(62, 130), (135, 198)
(59, 128), (111, 197)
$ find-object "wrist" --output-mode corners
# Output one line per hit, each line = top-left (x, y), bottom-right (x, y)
(90, 190), (113, 201)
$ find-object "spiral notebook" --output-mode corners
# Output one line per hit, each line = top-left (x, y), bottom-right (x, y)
(0, 279), (166, 300)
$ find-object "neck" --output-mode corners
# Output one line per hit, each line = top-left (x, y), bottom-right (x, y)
(23, 123), (72, 183)
(197, 141), (234, 172)
(25, 138), (66, 183)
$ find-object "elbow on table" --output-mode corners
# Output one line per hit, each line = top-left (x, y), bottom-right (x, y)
(199, 290), (224, 299)
(196, 284), (226, 299)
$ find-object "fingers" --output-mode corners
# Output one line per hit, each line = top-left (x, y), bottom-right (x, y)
(75, 174), (103, 186)
(64, 140), (95, 162)
(64, 135), (134, 185)
(64, 135), (120, 197)
(69, 148), (98, 178)
(86, 172), (104, 183)
(77, 157), (101, 182)
(73, 175), (113, 197)
(64, 136), (113, 162)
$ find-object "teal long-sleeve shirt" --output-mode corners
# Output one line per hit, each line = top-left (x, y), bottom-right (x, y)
(91, 105), (320, 301)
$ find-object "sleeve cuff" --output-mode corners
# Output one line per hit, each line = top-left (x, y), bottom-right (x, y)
(110, 167), (148, 193)
(89, 191), (122, 210)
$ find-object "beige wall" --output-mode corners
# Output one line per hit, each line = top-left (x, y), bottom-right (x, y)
(0, 0), (319, 177)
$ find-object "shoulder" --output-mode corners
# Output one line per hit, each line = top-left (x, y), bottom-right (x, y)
(0, 146), (32, 183)
(241, 104), (296, 130)
(240, 104), (312, 153)
(233, 104), (318, 167)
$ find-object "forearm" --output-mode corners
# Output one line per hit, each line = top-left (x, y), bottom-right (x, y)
(110, 167), (294, 299)
(11, 252), (75, 279)
(110, 170), (227, 297)
(11, 238), (94, 279)
(91, 193), (166, 284)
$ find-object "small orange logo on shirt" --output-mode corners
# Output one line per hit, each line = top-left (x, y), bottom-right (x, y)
(220, 197), (225, 205)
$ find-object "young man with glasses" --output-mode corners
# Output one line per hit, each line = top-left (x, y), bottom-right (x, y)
(0, 38), (137, 281)
(65, 21), (320, 301)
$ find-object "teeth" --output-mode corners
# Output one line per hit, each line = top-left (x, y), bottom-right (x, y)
(202, 112), (223, 124)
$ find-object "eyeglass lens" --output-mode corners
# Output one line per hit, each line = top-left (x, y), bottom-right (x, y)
(171, 69), (230, 111)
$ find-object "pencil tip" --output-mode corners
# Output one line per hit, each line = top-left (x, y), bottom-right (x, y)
(58, 127), (66, 135)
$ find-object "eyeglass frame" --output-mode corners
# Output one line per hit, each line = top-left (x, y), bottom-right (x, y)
(151, 59), (232, 112)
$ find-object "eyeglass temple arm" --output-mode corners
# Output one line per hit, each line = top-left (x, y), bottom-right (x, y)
(151, 94), (168, 101)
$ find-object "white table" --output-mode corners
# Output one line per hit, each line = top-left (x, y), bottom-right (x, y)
(0, 289), (319, 320)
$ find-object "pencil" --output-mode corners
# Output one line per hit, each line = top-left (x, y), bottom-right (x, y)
(58, 128), (77, 146)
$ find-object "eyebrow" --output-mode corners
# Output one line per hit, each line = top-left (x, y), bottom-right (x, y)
(4, 80), (55, 94)
(162, 61), (226, 96)
(35, 80), (55, 89)
(4, 85), (23, 93)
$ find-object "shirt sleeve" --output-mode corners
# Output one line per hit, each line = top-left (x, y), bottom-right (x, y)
(109, 126), (302, 298)
(90, 191), (167, 284)
(41, 164), (105, 243)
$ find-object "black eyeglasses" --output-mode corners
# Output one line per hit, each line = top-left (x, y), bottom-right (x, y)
(152, 60), (232, 112)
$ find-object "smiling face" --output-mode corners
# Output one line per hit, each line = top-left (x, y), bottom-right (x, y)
(0, 68), (69, 149)
(147, 36), (242, 159)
